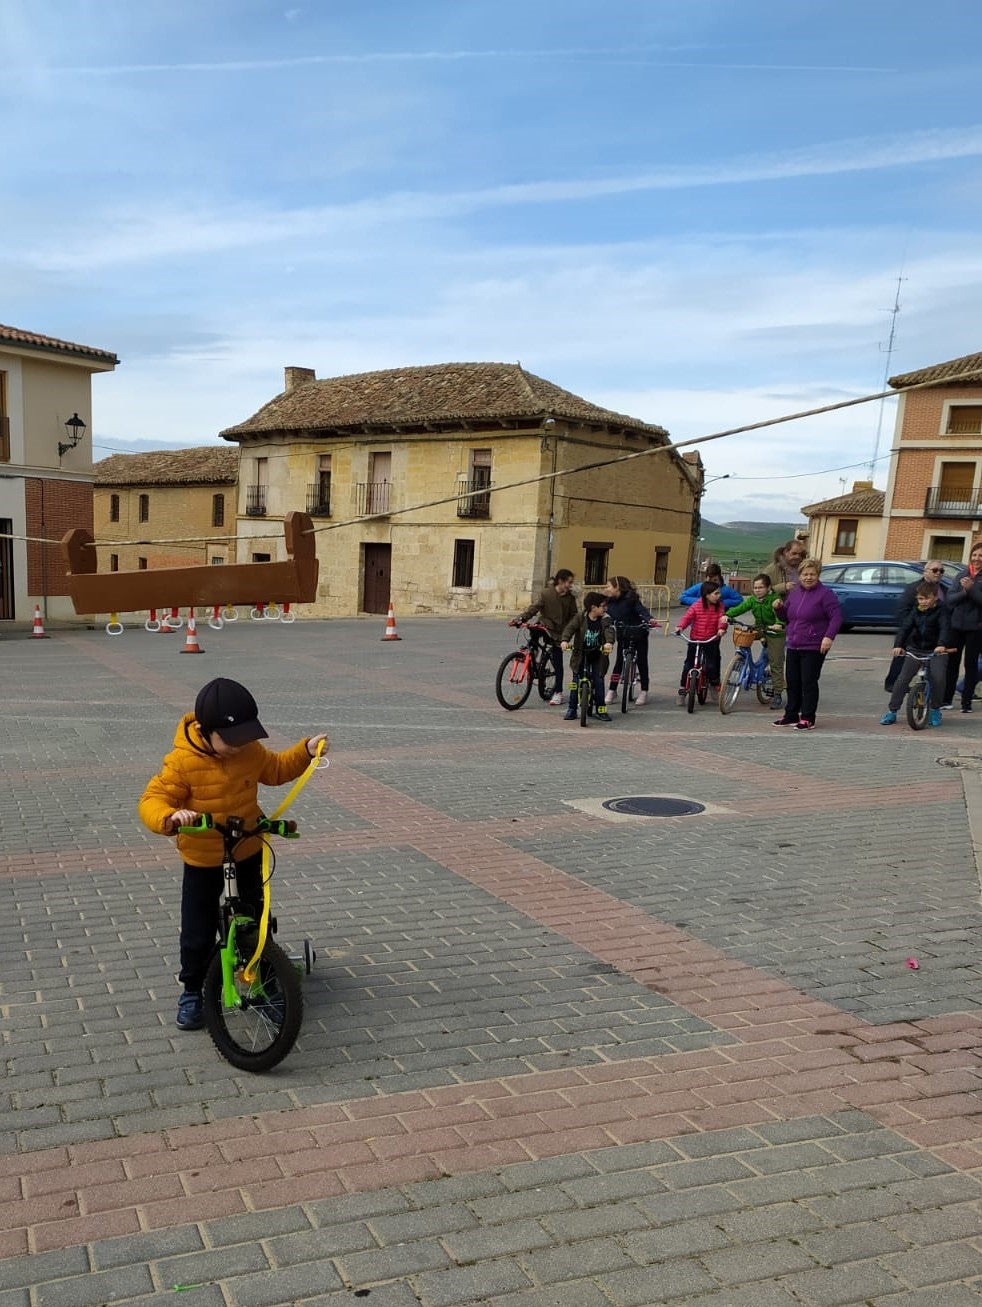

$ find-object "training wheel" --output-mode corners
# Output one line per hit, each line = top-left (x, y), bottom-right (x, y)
(303, 939), (316, 974)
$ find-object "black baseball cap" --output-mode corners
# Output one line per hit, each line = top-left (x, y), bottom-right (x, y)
(194, 678), (268, 746)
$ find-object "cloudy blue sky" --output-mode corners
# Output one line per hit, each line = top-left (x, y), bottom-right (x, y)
(4, 0), (982, 523)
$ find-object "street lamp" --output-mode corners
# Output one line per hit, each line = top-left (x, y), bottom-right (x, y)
(58, 413), (87, 459)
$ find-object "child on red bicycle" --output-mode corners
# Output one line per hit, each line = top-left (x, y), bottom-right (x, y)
(139, 677), (327, 1032)
(675, 581), (727, 701)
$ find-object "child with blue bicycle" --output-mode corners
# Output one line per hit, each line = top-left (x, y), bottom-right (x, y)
(880, 582), (951, 728)
(720, 573), (787, 710)
(561, 592), (615, 721)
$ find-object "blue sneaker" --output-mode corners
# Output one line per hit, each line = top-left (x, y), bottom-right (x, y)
(563, 707), (577, 720)
(176, 991), (204, 1030)
(930, 708), (943, 727)
(879, 711), (897, 725)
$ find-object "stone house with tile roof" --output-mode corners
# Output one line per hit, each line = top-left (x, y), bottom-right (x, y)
(0, 324), (118, 623)
(93, 448), (239, 574)
(219, 362), (701, 617)
(882, 349), (982, 564)
(800, 482), (886, 565)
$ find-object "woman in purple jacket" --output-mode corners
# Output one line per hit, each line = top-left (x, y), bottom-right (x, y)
(773, 557), (842, 731)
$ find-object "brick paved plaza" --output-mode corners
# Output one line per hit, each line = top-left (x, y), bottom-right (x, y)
(2, 616), (982, 1305)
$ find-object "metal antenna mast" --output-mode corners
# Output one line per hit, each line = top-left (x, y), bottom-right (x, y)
(869, 274), (905, 477)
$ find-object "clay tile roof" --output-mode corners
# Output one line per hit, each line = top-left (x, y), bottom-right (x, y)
(801, 488), (885, 517)
(0, 323), (118, 365)
(93, 447), (239, 487)
(219, 362), (669, 441)
(889, 350), (982, 389)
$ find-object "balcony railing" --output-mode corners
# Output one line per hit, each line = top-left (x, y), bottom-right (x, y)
(924, 486), (982, 519)
(0, 415), (9, 462)
(245, 484), (267, 516)
(456, 478), (491, 519)
(355, 480), (390, 516)
(306, 483), (331, 517)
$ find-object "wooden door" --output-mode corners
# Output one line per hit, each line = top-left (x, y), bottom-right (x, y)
(363, 543), (391, 613)
(938, 461), (975, 505)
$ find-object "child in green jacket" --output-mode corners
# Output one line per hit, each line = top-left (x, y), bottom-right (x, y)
(720, 574), (787, 709)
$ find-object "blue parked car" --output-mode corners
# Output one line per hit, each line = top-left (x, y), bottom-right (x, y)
(821, 560), (965, 631)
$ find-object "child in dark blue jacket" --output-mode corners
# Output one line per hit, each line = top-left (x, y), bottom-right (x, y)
(603, 576), (657, 706)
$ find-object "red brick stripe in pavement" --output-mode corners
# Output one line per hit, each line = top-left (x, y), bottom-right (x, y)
(4, 757), (982, 1256)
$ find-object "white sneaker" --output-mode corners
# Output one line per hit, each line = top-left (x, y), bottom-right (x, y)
(604, 689), (616, 705)
(548, 692), (564, 706)
(635, 690), (647, 706)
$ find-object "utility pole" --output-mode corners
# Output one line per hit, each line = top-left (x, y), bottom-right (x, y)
(868, 274), (904, 478)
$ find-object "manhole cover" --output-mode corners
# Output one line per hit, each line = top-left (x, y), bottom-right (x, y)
(601, 796), (706, 817)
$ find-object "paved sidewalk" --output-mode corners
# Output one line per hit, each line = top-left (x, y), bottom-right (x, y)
(2, 617), (981, 1305)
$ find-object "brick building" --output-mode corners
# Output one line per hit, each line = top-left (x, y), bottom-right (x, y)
(883, 350), (982, 563)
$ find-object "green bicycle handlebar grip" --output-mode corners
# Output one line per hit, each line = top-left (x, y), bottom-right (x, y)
(177, 814), (214, 834)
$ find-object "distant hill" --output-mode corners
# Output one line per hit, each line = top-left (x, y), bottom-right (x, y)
(699, 520), (804, 572)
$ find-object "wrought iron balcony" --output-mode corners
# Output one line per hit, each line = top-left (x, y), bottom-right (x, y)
(355, 480), (390, 516)
(456, 478), (491, 519)
(245, 484), (267, 516)
(924, 486), (982, 519)
(306, 483), (331, 517)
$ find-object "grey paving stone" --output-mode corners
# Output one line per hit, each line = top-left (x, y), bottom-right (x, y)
(599, 1257), (718, 1304)
(204, 1206), (314, 1247)
(800, 1219), (911, 1265)
(883, 1241), (982, 1288)
(783, 1260), (905, 1305)
(0, 1248), (91, 1293)
(34, 1264), (154, 1307)
(368, 1204), (477, 1245)
(412, 1257), (531, 1307)
(336, 1239), (452, 1286)
(520, 1235), (637, 1282)
(90, 1225), (206, 1269)
(622, 1216), (731, 1261)
(223, 1261), (345, 1306)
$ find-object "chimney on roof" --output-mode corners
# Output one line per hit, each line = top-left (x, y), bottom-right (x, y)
(284, 366), (316, 392)
(851, 480), (873, 492)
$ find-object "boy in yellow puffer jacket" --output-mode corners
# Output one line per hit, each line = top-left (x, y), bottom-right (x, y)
(139, 677), (327, 1031)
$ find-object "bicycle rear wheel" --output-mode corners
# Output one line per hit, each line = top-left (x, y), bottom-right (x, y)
(906, 679), (930, 731)
(620, 654), (636, 713)
(203, 935), (303, 1073)
(719, 655), (743, 714)
(495, 651), (533, 709)
(697, 675), (709, 705)
(756, 671), (774, 706)
(536, 650), (560, 701)
(580, 677), (590, 727)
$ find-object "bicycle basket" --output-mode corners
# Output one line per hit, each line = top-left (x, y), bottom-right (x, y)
(731, 627), (756, 648)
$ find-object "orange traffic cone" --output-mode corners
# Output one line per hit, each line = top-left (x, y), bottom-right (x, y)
(158, 610), (173, 632)
(380, 604), (401, 641)
(179, 615), (205, 654)
(30, 605), (49, 639)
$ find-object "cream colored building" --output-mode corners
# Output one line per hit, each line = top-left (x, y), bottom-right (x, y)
(219, 363), (701, 616)
(0, 323), (117, 622)
(93, 448), (239, 573)
(801, 482), (885, 565)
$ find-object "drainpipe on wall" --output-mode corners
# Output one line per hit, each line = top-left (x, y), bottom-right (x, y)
(542, 418), (557, 581)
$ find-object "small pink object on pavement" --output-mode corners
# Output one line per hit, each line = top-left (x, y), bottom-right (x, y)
(905, 957), (920, 970)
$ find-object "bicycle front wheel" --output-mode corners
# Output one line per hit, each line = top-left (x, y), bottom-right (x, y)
(203, 936), (303, 1073)
(621, 656), (636, 713)
(719, 655), (743, 714)
(906, 680), (930, 731)
(580, 678), (590, 727)
(686, 671), (697, 714)
(697, 676), (709, 705)
(495, 651), (533, 709)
